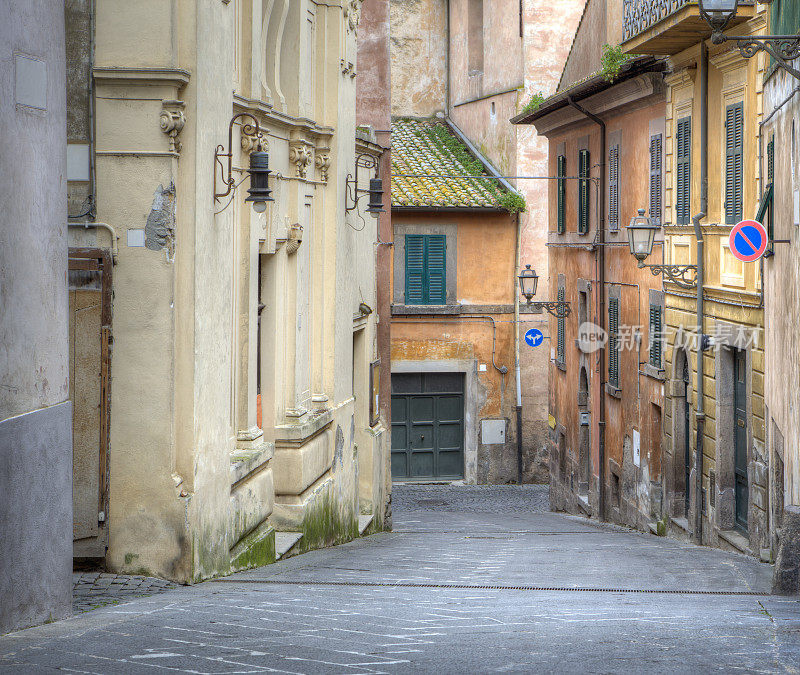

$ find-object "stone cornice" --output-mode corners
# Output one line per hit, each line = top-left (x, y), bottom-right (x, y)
(233, 95), (334, 143)
(93, 66), (191, 87)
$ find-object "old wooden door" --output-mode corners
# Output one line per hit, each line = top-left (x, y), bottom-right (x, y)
(69, 249), (111, 558)
(734, 349), (748, 531)
(391, 373), (464, 480)
(683, 358), (691, 517)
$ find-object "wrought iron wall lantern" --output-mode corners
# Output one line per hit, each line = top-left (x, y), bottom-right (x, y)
(518, 264), (571, 318)
(214, 112), (273, 213)
(699, 0), (800, 81)
(626, 208), (698, 289)
(346, 153), (384, 218)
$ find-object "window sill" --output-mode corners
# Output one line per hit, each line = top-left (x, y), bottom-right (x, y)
(640, 364), (666, 381)
(605, 383), (622, 399)
(392, 304), (460, 315)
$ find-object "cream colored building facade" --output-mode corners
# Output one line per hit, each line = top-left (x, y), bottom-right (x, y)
(66, 0), (389, 582)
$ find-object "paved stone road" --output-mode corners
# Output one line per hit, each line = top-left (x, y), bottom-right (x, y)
(2, 485), (800, 673)
(72, 573), (179, 614)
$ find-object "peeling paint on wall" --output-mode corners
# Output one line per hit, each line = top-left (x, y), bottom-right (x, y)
(145, 183), (176, 253)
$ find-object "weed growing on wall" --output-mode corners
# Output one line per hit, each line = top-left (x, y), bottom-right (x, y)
(521, 92), (546, 115)
(601, 44), (632, 83)
(498, 192), (527, 213)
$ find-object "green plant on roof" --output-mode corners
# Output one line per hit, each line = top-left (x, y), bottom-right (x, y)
(498, 192), (527, 214)
(601, 44), (632, 83)
(522, 92), (547, 115)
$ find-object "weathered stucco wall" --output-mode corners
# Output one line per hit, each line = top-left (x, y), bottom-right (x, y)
(0, 0), (71, 634)
(390, 0), (447, 117)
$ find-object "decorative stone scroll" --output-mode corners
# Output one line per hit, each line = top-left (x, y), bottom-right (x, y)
(343, 0), (363, 34)
(315, 149), (331, 183)
(289, 139), (314, 178)
(160, 100), (186, 155)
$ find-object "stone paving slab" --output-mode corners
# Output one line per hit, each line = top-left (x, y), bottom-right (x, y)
(72, 572), (179, 614)
(1, 485), (798, 673)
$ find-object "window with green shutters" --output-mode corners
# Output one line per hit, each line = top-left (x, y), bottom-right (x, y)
(608, 298), (619, 388)
(557, 155), (566, 234)
(578, 149), (590, 234)
(609, 144), (620, 231)
(649, 133), (663, 225)
(725, 102), (744, 225)
(676, 117), (691, 225)
(649, 303), (663, 369)
(405, 234), (446, 305)
(556, 285), (565, 365)
(758, 135), (775, 249)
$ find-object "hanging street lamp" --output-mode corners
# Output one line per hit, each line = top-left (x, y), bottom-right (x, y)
(626, 208), (698, 289)
(517, 264), (570, 318)
(244, 151), (274, 213)
(698, 0), (800, 81)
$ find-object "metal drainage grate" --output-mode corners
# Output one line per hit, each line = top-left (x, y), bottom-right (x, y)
(210, 579), (768, 596)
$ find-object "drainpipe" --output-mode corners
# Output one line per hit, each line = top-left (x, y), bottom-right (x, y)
(693, 42), (709, 545)
(515, 212), (523, 484)
(567, 96), (606, 521)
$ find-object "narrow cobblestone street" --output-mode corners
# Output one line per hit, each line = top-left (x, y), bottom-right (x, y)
(2, 485), (799, 673)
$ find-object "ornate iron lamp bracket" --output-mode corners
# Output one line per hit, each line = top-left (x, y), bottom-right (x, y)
(639, 262), (698, 289)
(214, 112), (263, 202)
(715, 34), (800, 81)
(345, 153), (379, 212)
(531, 301), (572, 319)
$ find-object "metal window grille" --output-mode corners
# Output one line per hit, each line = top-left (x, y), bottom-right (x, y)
(557, 155), (566, 234)
(557, 285), (566, 364)
(578, 149), (590, 234)
(608, 297), (619, 388)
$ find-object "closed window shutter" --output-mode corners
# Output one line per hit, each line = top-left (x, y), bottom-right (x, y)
(767, 136), (774, 184)
(649, 304), (662, 369)
(649, 133), (663, 225)
(676, 117), (691, 226)
(578, 149), (590, 234)
(608, 298), (619, 388)
(609, 144), (620, 231)
(405, 235), (425, 304)
(725, 102), (744, 224)
(425, 235), (447, 304)
(557, 286), (565, 364)
(557, 155), (566, 234)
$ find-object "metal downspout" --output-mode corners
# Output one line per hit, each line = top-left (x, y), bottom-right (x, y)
(515, 212), (523, 484)
(567, 97), (606, 521)
(693, 42), (709, 545)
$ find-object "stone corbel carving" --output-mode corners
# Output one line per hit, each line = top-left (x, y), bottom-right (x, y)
(241, 127), (268, 154)
(289, 140), (314, 178)
(315, 149), (331, 183)
(285, 223), (303, 254)
(343, 0), (363, 34)
(160, 100), (186, 155)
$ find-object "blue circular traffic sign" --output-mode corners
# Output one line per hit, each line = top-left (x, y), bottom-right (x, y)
(525, 328), (544, 347)
(729, 219), (768, 263)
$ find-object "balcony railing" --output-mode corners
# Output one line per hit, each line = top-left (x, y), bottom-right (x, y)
(622, 0), (755, 54)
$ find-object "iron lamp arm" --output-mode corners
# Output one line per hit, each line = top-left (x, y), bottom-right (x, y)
(214, 112), (263, 202)
(714, 34), (800, 81)
(637, 261), (698, 289)
(528, 301), (572, 318)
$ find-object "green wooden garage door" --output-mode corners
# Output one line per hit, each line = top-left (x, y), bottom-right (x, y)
(391, 372), (464, 480)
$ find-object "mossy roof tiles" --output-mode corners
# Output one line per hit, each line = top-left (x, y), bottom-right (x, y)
(391, 118), (507, 209)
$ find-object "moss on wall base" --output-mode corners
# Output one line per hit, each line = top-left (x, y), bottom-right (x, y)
(299, 493), (358, 553)
(230, 525), (276, 574)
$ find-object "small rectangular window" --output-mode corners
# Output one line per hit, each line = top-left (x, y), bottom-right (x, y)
(557, 155), (566, 234)
(405, 234), (446, 305)
(556, 285), (566, 366)
(578, 149), (590, 235)
(676, 117), (691, 225)
(609, 144), (620, 231)
(649, 133), (663, 225)
(608, 297), (619, 388)
(725, 102), (744, 225)
(649, 303), (663, 369)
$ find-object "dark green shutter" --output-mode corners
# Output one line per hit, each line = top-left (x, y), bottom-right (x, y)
(725, 102), (744, 224)
(557, 285), (565, 364)
(405, 235), (425, 304)
(578, 149), (590, 234)
(426, 235), (446, 304)
(405, 234), (446, 305)
(557, 155), (566, 234)
(676, 117), (691, 225)
(609, 144), (619, 231)
(766, 135), (775, 243)
(608, 298), (619, 388)
(649, 133), (663, 225)
(767, 135), (774, 184)
(649, 304), (662, 369)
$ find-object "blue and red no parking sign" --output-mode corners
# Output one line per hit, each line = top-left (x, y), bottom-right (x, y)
(729, 220), (768, 263)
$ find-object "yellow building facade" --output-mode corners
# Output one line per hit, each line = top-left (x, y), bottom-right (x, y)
(622, 2), (769, 558)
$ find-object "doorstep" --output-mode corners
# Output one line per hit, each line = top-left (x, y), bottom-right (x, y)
(275, 532), (303, 560)
(358, 514), (374, 535)
(718, 528), (751, 555)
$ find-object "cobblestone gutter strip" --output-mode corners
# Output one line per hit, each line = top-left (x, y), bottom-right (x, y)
(72, 573), (179, 613)
(209, 578), (769, 596)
